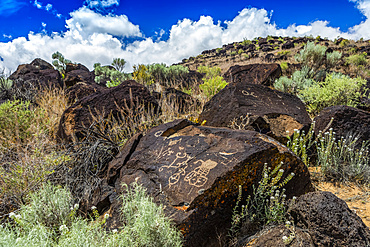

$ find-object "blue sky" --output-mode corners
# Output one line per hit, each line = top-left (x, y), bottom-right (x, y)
(0, 0), (369, 72)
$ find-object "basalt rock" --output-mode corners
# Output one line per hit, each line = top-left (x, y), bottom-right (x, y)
(223, 63), (282, 86)
(57, 80), (159, 143)
(313, 105), (370, 149)
(199, 83), (311, 144)
(65, 81), (105, 104)
(9, 58), (63, 89)
(289, 191), (370, 247)
(93, 119), (313, 247)
(64, 63), (95, 87)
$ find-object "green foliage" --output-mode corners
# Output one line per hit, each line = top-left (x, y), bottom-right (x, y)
(274, 66), (314, 94)
(133, 64), (154, 86)
(228, 163), (294, 245)
(238, 49), (244, 55)
(197, 66), (228, 100)
(346, 52), (368, 67)
(339, 39), (350, 47)
(147, 63), (189, 87)
(0, 182), (183, 246)
(241, 38), (252, 46)
(119, 182), (183, 247)
(316, 129), (370, 185)
(295, 41), (325, 72)
(216, 48), (222, 53)
(280, 62), (288, 71)
(266, 35), (274, 42)
(277, 50), (291, 56)
(94, 62), (132, 87)
(230, 51), (237, 56)
(299, 73), (366, 115)
(286, 123), (316, 166)
(111, 58), (126, 73)
(52, 51), (72, 76)
(0, 71), (13, 99)
(0, 99), (47, 147)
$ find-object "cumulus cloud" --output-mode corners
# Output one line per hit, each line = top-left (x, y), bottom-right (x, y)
(85, 0), (119, 12)
(0, 0), (27, 16)
(1, 2), (370, 74)
(66, 7), (142, 39)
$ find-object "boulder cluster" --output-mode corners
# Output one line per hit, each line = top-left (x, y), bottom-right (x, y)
(4, 35), (370, 246)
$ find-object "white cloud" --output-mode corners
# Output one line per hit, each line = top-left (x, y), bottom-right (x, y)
(1, 3), (370, 74)
(85, 0), (119, 10)
(45, 3), (52, 11)
(33, 0), (42, 9)
(66, 7), (142, 39)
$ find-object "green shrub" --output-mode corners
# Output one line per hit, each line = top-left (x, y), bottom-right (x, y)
(197, 66), (228, 100)
(117, 182), (183, 247)
(339, 39), (350, 47)
(94, 62), (132, 87)
(286, 123), (315, 167)
(111, 58), (126, 73)
(274, 66), (314, 94)
(241, 38), (252, 46)
(238, 49), (244, 55)
(228, 162), (294, 245)
(277, 50), (291, 56)
(345, 52), (368, 67)
(52, 51), (72, 77)
(299, 73), (366, 115)
(0, 182), (183, 246)
(280, 62), (288, 71)
(316, 129), (370, 185)
(146, 63), (189, 87)
(294, 41), (341, 80)
(0, 99), (47, 147)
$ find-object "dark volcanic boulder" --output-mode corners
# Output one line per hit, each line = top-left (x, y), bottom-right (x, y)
(289, 191), (370, 246)
(65, 81), (105, 104)
(313, 105), (370, 148)
(57, 80), (159, 142)
(223, 63), (282, 86)
(282, 41), (294, 50)
(64, 63), (95, 87)
(95, 119), (313, 247)
(243, 225), (315, 247)
(9, 58), (63, 89)
(199, 83), (311, 143)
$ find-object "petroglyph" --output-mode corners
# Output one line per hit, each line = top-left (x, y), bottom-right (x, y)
(169, 138), (182, 146)
(184, 159), (218, 187)
(154, 130), (164, 137)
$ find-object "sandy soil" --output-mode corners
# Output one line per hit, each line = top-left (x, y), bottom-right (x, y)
(309, 167), (370, 228)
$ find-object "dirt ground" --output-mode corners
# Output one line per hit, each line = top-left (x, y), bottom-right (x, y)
(309, 167), (370, 228)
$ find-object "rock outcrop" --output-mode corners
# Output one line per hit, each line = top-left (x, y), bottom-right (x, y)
(91, 119), (313, 247)
(199, 83), (311, 143)
(9, 58), (62, 89)
(57, 80), (159, 142)
(313, 105), (370, 148)
(223, 63), (282, 86)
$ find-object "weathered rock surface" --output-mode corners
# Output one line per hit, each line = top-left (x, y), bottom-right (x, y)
(64, 63), (95, 87)
(9, 58), (63, 89)
(243, 225), (315, 247)
(199, 83), (311, 143)
(57, 80), (159, 142)
(289, 191), (370, 247)
(93, 119), (313, 247)
(65, 81), (105, 104)
(313, 105), (370, 148)
(223, 64), (282, 86)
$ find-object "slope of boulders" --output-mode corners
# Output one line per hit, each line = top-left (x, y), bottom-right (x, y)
(1, 35), (370, 247)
